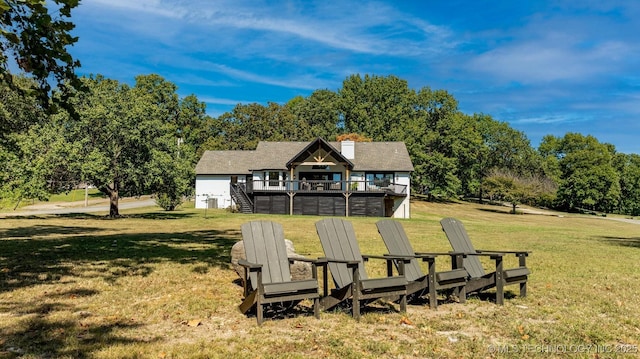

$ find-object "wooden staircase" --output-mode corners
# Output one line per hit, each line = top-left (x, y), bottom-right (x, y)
(230, 183), (254, 213)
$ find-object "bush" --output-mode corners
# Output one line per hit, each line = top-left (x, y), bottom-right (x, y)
(155, 192), (183, 211)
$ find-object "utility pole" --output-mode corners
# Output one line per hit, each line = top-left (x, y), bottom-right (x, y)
(85, 183), (89, 207)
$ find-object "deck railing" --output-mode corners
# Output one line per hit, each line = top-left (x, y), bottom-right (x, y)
(245, 180), (407, 196)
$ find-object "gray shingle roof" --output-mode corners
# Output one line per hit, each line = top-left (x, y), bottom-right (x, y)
(195, 140), (414, 175)
(333, 141), (414, 172)
(195, 150), (257, 175)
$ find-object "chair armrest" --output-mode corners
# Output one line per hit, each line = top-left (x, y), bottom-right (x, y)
(463, 252), (505, 258)
(477, 249), (530, 256)
(288, 257), (325, 264)
(238, 259), (263, 297)
(238, 259), (262, 270)
(414, 251), (469, 257)
(365, 254), (413, 263)
(315, 257), (328, 265)
(321, 257), (359, 267)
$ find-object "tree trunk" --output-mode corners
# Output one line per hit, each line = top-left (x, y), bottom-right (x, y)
(109, 188), (119, 217)
(512, 203), (517, 214)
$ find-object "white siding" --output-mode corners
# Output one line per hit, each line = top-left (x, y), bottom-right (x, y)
(195, 175), (233, 209)
(392, 172), (411, 219)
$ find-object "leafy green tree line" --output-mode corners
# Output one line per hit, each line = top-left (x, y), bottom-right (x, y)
(2, 1), (639, 216)
(3, 72), (640, 216)
(198, 74), (640, 216)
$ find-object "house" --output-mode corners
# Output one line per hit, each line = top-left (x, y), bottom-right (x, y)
(194, 137), (414, 218)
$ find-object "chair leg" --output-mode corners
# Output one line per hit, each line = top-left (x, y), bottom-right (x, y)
(427, 260), (437, 309)
(458, 284), (466, 304)
(313, 297), (320, 319)
(399, 293), (407, 313)
(520, 282), (527, 297)
(428, 284), (437, 309)
(257, 302), (264, 325)
(353, 300), (361, 320)
(495, 257), (504, 305)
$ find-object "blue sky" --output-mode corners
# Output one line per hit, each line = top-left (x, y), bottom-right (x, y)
(69, 1), (640, 154)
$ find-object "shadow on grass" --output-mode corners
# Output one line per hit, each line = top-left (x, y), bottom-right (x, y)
(467, 290), (517, 303)
(476, 207), (517, 215)
(1, 224), (105, 239)
(0, 227), (239, 293)
(0, 223), (238, 357)
(595, 235), (640, 248)
(0, 286), (155, 358)
(51, 211), (199, 220)
(1, 313), (151, 358)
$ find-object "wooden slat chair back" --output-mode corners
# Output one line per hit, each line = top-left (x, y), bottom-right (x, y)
(440, 217), (530, 305)
(242, 220), (291, 289)
(315, 217), (368, 287)
(315, 218), (408, 319)
(440, 218), (486, 278)
(376, 219), (467, 309)
(375, 219), (424, 282)
(238, 220), (320, 324)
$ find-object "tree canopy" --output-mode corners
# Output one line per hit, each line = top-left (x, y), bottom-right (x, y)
(1, 0), (81, 109)
(2, 68), (638, 216)
(2, 0), (635, 217)
(10, 74), (203, 216)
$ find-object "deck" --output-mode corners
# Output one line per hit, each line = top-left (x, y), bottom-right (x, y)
(245, 179), (408, 197)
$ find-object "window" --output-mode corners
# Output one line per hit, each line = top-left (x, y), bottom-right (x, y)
(269, 171), (279, 187)
(366, 172), (393, 187)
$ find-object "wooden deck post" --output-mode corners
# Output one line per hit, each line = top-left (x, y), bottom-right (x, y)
(345, 169), (350, 217)
(289, 168), (294, 215)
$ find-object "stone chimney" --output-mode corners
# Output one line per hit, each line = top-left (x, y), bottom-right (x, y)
(341, 140), (355, 159)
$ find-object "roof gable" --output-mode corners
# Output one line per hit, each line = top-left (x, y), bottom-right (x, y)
(286, 137), (354, 169)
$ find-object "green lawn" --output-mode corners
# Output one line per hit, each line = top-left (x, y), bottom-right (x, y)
(46, 188), (104, 203)
(1, 200), (639, 358)
(1, 189), (104, 211)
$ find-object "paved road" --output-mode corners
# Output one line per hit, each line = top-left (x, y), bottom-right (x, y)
(0, 198), (157, 217)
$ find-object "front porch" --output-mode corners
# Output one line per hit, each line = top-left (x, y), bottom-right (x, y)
(231, 179), (408, 217)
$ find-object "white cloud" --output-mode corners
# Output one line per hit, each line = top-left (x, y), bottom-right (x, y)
(82, 0), (454, 58)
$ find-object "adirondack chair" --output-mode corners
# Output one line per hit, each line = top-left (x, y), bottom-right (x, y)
(238, 220), (321, 325)
(315, 218), (409, 320)
(440, 217), (530, 305)
(376, 219), (467, 309)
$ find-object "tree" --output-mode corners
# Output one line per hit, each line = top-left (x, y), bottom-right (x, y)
(335, 133), (371, 142)
(0, 76), (51, 205)
(288, 90), (341, 140)
(213, 102), (312, 150)
(540, 133), (620, 213)
(1, 0), (81, 109)
(405, 88), (474, 198)
(482, 168), (556, 213)
(0, 75), (43, 145)
(2, 118), (79, 204)
(35, 74), (197, 217)
(338, 74), (415, 140)
(614, 153), (640, 216)
(473, 114), (543, 202)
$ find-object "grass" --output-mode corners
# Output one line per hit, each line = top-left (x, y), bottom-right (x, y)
(0, 189), (104, 211)
(46, 189), (104, 203)
(1, 200), (640, 358)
